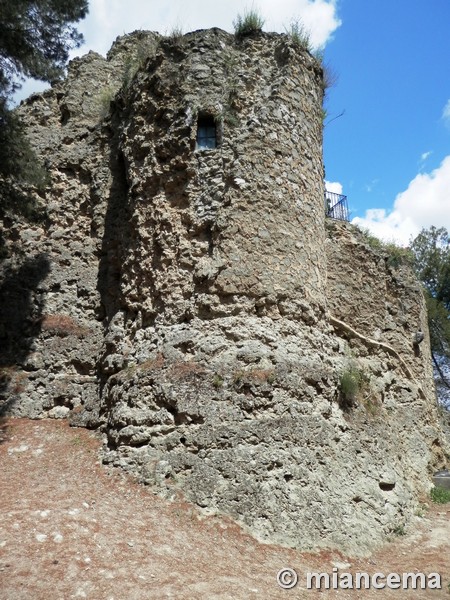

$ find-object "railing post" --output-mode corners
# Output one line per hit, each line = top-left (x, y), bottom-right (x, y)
(324, 190), (349, 222)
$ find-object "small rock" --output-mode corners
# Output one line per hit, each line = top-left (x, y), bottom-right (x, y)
(48, 406), (70, 419)
(332, 561), (352, 569)
(8, 445), (29, 454)
(234, 177), (248, 189)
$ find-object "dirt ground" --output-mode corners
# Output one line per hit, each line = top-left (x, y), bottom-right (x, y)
(0, 418), (449, 600)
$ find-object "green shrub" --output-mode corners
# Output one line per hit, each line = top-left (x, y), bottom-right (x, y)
(355, 226), (413, 268)
(383, 242), (414, 268)
(415, 502), (429, 518)
(97, 85), (117, 119)
(339, 365), (362, 408)
(121, 37), (159, 90)
(233, 9), (265, 36)
(357, 226), (384, 252)
(224, 110), (240, 127)
(430, 486), (450, 504)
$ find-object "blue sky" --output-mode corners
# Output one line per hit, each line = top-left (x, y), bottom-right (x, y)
(323, 0), (450, 243)
(14, 0), (450, 244)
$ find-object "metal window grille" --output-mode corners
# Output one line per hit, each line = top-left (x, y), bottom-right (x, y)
(196, 116), (217, 150)
(325, 190), (349, 221)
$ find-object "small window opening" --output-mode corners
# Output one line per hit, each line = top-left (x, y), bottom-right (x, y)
(196, 114), (217, 150)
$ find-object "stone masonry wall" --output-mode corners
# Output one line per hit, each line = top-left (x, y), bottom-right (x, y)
(325, 219), (446, 525)
(0, 29), (447, 556)
(0, 31), (160, 417)
(113, 29), (327, 328)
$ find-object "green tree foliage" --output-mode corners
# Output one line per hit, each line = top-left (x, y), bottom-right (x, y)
(410, 226), (450, 310)
(0, 0), (88, 101)
(0, 109), (47, 186)
(0, 0), (88, 222)
(410, 226), (450, 390)
(426, 294), (450, 359)
(0, 107), (48, 234)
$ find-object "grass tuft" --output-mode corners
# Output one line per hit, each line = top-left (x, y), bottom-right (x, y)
(212, 374), (224, 389)
(339, 365), (362, 408)
(356, 226), (413, 268)
(392, 523), (406, 536)
(285, 19), (312, 52)
(233, 9), (265, 37)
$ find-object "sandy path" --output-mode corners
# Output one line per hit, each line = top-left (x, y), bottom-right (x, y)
(0, 418), (449, 599)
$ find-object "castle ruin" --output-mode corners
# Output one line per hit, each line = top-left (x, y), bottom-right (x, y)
(0, 28), (448, 555)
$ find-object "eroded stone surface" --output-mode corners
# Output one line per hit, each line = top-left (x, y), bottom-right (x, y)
(0, 28), (448, 556)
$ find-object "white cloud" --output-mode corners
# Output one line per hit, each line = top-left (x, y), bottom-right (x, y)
(418, 150), (432, 173)
(74, 0), (341, 57)
(352, 209), (419, 246)
(286, 0), (342, 48)
(365, 178), (379, 193)
(353, 156), (450, 246)
(442, 99), (450, 126)
(13, 1), (340, 103)
(325, 180), (343, 194)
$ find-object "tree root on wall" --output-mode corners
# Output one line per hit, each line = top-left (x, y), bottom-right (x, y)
(329, 315), (426, 400)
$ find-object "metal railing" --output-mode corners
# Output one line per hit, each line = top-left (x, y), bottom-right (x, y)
(325, 190), (349, 222)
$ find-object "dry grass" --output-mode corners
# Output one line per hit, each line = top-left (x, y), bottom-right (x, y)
(168, 360), (208, 380)
(136, 353), (165, 372)
(0, 366), (28, 394)
(234, 368), (276, 385)
(40, 314), (88, 337)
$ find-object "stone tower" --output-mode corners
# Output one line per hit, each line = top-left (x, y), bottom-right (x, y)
(1, 28), (447, 556)
(110, 28), (327, 327)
